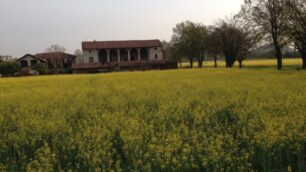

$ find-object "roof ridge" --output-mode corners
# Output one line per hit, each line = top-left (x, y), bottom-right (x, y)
(82, 39), (160, 43)
(82, 39), (162, 50)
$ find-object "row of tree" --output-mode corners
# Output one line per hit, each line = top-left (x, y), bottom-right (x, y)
(166, 0), (306, 69)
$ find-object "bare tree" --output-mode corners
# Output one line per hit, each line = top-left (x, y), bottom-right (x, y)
(284, 0), (306, 69)
(197, 25), (209, 68)
(235, 16), (263, 68)
(214, 18), (261, 68)
(74, 49), (83, 63)
(161, 40), (172, 62)
(207, 26), (223, 68)
(242, 0), (290, 70)
(44, 44), (66, 53)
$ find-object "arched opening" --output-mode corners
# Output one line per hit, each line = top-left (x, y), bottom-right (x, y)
(140, 48), (149, 61)
(99, 49), (108, 64)
(130, 49), (138, 61)
(120, 49), (128, 61)
(110, 49), (118, 62)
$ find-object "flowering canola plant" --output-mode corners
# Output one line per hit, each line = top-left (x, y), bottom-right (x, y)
(0, 68), (305, 171)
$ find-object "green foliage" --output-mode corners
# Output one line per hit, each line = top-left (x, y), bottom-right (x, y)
(0, 69), (305, 171)
(0, 61), (21, 76)
(171, 21), (209, 68)
(34, 63), (49, 75)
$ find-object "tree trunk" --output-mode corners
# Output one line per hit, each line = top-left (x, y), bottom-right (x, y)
(276, 46), (283, 70)
(214, 56), (218, 68)
(225, 57), (229, 68)
(189, 58), (193, 68)
(226, 56), (235, 68)
(229, 61), (235, 68)
(179, 58), (182, 68)
(301, 49), (306, 69)
(238, 60), (243, 68)
(198, 57), (204, 68)
(272, 35), (283, 70)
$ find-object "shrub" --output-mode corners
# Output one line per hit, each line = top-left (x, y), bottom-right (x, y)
(34, 63), (49, 75)
(0, 61), (21, 77)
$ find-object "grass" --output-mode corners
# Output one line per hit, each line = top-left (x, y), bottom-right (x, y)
(0, 59), (305, 171)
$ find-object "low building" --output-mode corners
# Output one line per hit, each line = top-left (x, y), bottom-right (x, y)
(0, 55), (13, 62)
(35, 52), (76, 74)
(17, 52), (76, 75)
(72, 39), (177, 73)
(17, 54), (47, 75)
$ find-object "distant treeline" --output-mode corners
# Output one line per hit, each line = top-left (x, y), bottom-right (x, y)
(249, 50), (301, 59)
(163, 0), (306, 70)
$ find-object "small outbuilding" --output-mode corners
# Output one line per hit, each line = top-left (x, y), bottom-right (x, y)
(17, 54), (47, 75)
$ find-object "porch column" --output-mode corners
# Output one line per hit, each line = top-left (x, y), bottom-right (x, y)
(106, 49), (110, 63)
(27, 59), (31, 66)
(127, 49), (131, 61)
(117, 49), (121, 63)
(137, 48), (141, 61)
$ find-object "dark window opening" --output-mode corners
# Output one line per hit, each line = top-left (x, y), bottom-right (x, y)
(89, 57), (94, 63)
(110, 49), (118, 62)
(20, 60), (27, 67)
(120, 49), (128, 61)
(99, 50), (108, 64)
(140, 48), (149, 61)
(130, 49), (138, 61)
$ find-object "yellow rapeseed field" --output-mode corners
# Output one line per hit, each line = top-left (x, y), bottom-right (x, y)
(0, 64), (305, 171)
(181, 58), (302, 68)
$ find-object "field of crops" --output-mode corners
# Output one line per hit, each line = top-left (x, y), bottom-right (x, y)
(181, 58), (303, 69)
(0, 67), (306, 171)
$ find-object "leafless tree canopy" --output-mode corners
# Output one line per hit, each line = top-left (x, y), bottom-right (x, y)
(242, 0), (291, 69)
(213, 18), (260, 68)
(44, 44), (66, 53)
(285, 0), (306, 68)
(166, 0), (305, 70)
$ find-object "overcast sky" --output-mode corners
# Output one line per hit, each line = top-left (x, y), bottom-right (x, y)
(0, 0), (244, 58)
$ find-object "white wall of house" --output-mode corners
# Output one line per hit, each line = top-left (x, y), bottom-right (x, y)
(83, 50), (99, 63)
(149, 47), (163, 61)
(82, 47), (163, 63)
(0, 56), (13, 61)
(20, 55), (37, 66)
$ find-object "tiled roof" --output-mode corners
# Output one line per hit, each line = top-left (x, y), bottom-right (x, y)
(18, 54), (46, 62)
(35, 52), (76, 60)
(82, 40), (162, 50)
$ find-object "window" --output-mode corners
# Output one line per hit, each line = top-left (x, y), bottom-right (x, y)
(155, 54), (158, 59)
(155, 47), (158, 50)
(89, 50), (92, 53)
(89, 57), (94, 63)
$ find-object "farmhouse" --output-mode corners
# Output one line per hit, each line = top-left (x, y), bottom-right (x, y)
(18, 52), (76, 75)
(72, 39), (177, 73)
(35, 52), (76, 73)
(17, 54), (47, 75)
